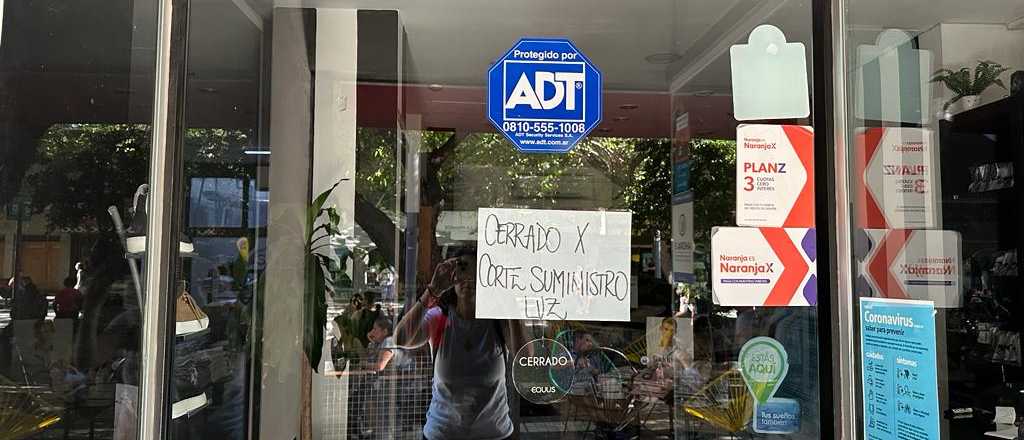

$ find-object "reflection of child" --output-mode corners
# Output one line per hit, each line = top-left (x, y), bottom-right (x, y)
(570, 333), (605, 395)
(364, 316), (408, 372)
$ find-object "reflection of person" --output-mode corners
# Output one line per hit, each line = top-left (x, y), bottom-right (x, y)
(11, 276), (47, 320)
(572, 332), (599, 371)
(365, 316), (408, 372)
(395, 249), (530, 440)
(228, 237), (250, 290)
(657, 317), (677, 357)
(74, 262), (84, 290)
(569, 332), (609, 396)
(330, 297), (366, 371)
(54, 276), (83, 319)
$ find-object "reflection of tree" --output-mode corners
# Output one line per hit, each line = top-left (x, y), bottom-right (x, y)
(351, 131), (736, 300)
(689, 139), (736, 255)
(26, 124), (253, 231)
(5, 123), (736, 370)
(8, 123), (253, 371)
(27, 124), (150, 231)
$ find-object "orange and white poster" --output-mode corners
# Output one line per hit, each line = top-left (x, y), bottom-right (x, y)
(855, 229), (961, 307)
(711, 227), (817, 307)
(735, 124), (814, 228)
(853, 127), (940, 229)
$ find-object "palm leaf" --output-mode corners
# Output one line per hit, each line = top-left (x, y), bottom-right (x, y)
(306, 179), (346, 239)
(303, 178), (347, 372)
(304, 254), (328, 371)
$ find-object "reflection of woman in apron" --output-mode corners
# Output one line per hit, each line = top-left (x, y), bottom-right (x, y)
(395, 249), (530, 440)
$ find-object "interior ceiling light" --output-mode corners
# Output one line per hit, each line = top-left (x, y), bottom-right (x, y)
(428, 84), (444, 91)
(199, 87), (219, 94)
(598, 127), (613, 133)
(644, 52), (682, 64)
(613, 116), (630, 122)
(618, 104), (639, 110)
(693, 90), (715, 97)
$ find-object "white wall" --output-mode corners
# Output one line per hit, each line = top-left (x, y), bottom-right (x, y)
(310, 10), (359, 439)
(312, 9), (358, 238)
(936, 24), (1024, 106)
(260, 9), (314, 440)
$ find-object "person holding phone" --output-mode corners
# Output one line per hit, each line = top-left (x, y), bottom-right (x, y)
(395, 248), (529, 440)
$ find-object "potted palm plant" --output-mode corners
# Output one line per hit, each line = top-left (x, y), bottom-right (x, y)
(931, 60), (1010, 111)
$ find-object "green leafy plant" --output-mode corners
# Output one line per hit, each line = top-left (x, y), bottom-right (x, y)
(931, 60), (1010, 108)
(304, 178), (346, 371)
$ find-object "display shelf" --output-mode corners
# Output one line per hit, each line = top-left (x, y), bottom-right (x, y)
(939, 92), (1024, 429)
(946, 95), (1023, 135)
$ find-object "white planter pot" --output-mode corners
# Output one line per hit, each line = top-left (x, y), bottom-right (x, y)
(960, 95), (981, 111)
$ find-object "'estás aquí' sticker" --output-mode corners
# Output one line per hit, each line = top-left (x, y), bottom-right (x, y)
(739, 336), (790, 403)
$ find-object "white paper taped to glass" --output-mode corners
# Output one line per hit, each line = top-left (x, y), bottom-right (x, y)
(475, 208), (632, 321)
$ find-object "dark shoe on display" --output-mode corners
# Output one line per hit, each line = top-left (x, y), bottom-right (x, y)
(125, 184), (195, 256)
(170, 351), (211, 419)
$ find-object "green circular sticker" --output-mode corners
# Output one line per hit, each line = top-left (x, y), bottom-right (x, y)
(739, 336), (789, 403)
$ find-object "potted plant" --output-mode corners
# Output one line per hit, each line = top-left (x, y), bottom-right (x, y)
(305, 178), (346, 371)
(931, 60), (1010, 111)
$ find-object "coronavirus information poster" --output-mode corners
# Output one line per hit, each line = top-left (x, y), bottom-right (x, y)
(860, 297), (939, 440)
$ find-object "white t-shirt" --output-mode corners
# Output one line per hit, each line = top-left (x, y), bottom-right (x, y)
(369, 336), (410, 371)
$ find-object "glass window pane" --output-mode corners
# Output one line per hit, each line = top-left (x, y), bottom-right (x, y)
(845, 1), (1024, 438)
(0, 0), (159, 438)
(171, 1), (826, 439)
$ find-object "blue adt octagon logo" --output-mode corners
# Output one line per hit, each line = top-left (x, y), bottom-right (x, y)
(487, 38), (602, 153)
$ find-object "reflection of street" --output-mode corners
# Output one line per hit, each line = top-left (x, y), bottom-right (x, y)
(0, 304), (58, 327)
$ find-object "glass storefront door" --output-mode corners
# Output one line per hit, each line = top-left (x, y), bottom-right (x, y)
(2, 0), (835, 438)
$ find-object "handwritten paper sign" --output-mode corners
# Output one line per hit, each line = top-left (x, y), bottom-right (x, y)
(475, 208), (632, 321)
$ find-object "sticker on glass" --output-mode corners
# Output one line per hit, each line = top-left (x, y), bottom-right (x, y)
(736, 124), (815, 227)
(855, 29), (933, 124)
(511, 338), (574, 404)
(711, 227), (817, 307)
(487, 38), (602, 153)
(739, 336), (789, 403)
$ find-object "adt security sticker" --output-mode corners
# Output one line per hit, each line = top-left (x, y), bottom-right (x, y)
(488, 38), (602, 153)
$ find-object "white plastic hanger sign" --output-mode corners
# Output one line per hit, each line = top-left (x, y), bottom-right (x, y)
(856, 29), (932, 124)
(730, 25), (810, 121)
